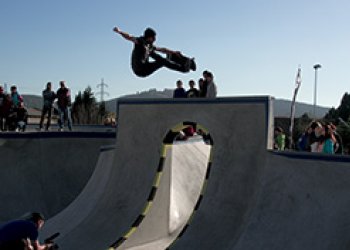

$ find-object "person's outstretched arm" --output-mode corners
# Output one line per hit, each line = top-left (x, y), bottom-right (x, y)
(113, 27), (137, 43)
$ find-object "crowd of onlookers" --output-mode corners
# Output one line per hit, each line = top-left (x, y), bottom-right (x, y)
(173, 70), (217, 98)
(274, 121), (348, 155)
(0, 85), (28, 132)
(0, 81), (73, 132)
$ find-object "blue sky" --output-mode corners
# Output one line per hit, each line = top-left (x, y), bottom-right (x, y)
(1, 0), (349, 107)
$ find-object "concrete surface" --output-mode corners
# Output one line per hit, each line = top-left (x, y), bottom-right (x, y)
(119, 139), (211, 249)
(0, 132), (115, 222)
(9, 96), (350, 250)
(40, 97), (273, 249)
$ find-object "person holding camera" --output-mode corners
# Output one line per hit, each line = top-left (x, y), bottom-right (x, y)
(0, 212), (53, 250)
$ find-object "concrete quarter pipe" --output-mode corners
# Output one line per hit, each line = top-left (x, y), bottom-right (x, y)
(40, 97), (350, 250)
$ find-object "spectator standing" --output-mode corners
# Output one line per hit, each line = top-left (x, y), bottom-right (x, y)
(57, 81), (72, 131)
(173, 80), (187, 98)
(319, 125), (335, 154)
(274, 126), (286, 151)
(2, 95), (14, 131)
(308, 121), (323, 152)
(186, 80), (199, 98)
(10, 85), (23, 108)
(38, 82), (56, 131)
(198, 78), (207, 98)
(330, 123), (343, 154)
(0, 86), (6, 131)
(297, 126), (312, 151)
(203, 71), (217, 98)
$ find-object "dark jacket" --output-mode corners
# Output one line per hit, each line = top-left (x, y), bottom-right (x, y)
(173, 88), (187, 98)
(57, 87), (71, 109)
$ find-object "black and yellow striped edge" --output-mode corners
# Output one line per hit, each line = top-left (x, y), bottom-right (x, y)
(108, 122), (213, 250)
(165, 123), (213, 249)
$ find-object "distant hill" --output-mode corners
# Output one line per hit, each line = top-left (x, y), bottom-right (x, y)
(22, 91), (330, 118)
(22, 95), (42, 109)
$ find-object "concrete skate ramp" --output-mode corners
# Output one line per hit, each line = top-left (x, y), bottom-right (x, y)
(119, 138), (212, 250)
(41, 97), (350, 249)
(40, 97), (273, 249)
(0, 132), (115, 222)
(40, 145), (116, 239)
(231, 152), (350, 250)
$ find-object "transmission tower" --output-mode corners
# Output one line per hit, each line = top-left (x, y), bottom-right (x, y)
(96, 78), (109, 102)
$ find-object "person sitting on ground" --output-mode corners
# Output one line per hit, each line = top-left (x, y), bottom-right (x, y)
(274, 126), (286, 151)
(186, 80), (200, 98)
(203, 71), (217, 98)
(14, 102), (28, 132)
(173, 80), (187, 98)
(113, 27), (196, 77)
(0, 212), (53, 250)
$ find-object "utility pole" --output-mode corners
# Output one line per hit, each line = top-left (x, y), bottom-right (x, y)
(313, 64), (322, 118)
(96, 78), (109, 102)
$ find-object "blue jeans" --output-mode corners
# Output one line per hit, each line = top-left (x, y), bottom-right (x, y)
(58, 106), (72, 131)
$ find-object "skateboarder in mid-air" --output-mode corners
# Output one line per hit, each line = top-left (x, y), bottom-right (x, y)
(113, 27), (196, 77)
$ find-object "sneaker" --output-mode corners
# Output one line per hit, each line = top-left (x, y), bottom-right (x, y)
(58, 128), (64, 132)
(190, 58), (196, 71)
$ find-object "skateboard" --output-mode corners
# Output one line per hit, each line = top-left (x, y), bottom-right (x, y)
(168, 53), (196, 72)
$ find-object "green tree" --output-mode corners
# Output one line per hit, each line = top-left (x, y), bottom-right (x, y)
(72, 86), (99, 124)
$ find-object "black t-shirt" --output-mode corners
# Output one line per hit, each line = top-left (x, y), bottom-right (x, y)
(199, 81), (208, 97)
(131, 37), (155, 70)
(186, 88), (200, 98)
(0, 220), (38, 245)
